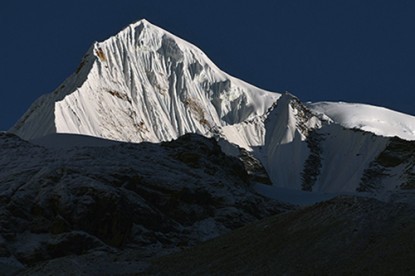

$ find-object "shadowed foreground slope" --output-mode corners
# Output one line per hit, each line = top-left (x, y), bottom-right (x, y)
(146, 196), (415, 275)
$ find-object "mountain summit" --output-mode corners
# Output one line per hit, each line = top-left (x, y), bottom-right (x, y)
(10, 19), (279, 143)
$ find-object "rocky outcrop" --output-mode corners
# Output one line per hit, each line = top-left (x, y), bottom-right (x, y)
(359, 137), (415, 192)
(0, 133), (289, 272)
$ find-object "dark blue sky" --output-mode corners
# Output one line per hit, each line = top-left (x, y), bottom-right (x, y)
(1, 1), (414, 130)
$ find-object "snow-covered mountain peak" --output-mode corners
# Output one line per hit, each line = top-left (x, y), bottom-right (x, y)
(133, 18), (151, 26)
(10, 20), (279, 142)
(9, 19), (415, 200)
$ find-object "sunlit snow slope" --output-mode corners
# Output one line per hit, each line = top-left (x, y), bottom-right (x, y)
(308, 102), (415, 141)
(10, 19), (279, 143)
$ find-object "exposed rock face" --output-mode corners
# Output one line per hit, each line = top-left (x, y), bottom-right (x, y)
(0, 133), (289, 272)
(359, 137), (415, 192)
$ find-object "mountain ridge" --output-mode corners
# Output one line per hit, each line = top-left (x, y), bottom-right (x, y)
(259, 93), (415, 195)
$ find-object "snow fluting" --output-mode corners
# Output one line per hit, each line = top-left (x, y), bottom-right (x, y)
(10, 19), (279, 143)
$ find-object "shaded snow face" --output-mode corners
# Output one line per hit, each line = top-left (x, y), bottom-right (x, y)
(10, 19), (279, 143)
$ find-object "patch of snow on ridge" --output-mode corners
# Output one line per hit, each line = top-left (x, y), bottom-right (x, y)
(308, 102), (415, 141)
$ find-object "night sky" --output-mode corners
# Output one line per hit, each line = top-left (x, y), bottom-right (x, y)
(1, 0), (415, 130)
